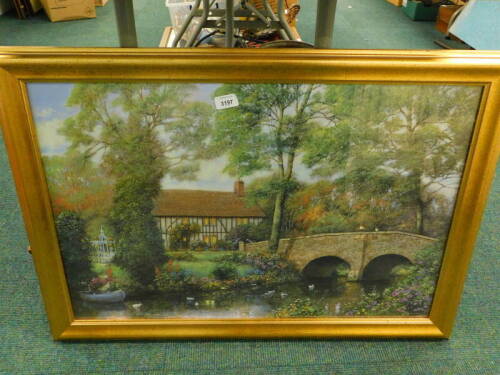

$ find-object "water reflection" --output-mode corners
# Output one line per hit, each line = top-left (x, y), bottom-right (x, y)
(73, 276), (394, 319)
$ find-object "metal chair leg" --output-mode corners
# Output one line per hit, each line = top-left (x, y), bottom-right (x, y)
(114, 0), (138, 48)
(186, 0), (211, 47)
(225, 0), (234, 47)
(243, 1), (271, 27)
(277, 0), (294, 40)
(314, 0), (337, 49)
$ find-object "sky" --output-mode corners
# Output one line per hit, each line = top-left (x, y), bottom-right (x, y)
(27, 82), (316, 192)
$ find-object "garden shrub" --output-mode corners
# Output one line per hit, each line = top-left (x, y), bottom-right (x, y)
(214, 239), (232, 250)
(114, 274), (155, 296)
(155, 267), (198, 293)
(190, 240), (209, 252)
(170, 223), (201, 250)
(226, 223), (271, 249)
(212, 262), (238, 280)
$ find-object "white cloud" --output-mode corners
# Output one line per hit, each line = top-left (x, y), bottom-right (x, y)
(161, 156), (235, 191)
(37, 107), (55, 119)
(35, 119), (69, 156)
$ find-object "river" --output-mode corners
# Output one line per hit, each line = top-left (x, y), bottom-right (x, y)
(73, 277), (395, 319)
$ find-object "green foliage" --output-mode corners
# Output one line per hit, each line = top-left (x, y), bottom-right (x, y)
(110, 175), (166, 287)
(212, 262), (239, 281)
(308, 213), (356, 234)
(226, 223), (268, 247)
(155, 267), (197, 293)
(62, 83), (213, 288)
(62, 83), (213, 181)
(55, 211), (95, 291)
(168, 251), (197, 261)
(214, 239), (232, 250)
(170, 223), (201, 250)
(216, 251), (299, 283)
(245, 176), (301, 237)
(114, 275), (154, 296)
(274, 298), (326, 318)
(189, 240), (210, 251)
(155, 251), (299, 293)
(303, 84), (482, 236)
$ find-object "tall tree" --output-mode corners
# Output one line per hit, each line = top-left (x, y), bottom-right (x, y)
(373, 85), (481, 235)
(55, 211), (95, 292)
(212, 84), (333, 250)
(62, 83), (212, 286)
(306, 84), (482, 236)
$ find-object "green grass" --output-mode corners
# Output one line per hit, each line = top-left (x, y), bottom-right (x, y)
(167, 251), (256, 278)
(91, 251), (256, 281)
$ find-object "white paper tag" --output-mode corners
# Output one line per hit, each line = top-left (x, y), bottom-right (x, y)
(214, 94), (239, 110)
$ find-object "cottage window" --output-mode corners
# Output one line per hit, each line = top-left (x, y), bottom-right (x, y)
(203, 217), (217, 226)
(236, 218), (249, 225)
(203, 235), (218, 245)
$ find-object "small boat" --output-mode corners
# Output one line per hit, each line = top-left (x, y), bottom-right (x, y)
(79, 290), (126, 303)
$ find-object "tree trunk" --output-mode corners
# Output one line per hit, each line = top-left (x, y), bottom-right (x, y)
(415, 198), (425, 235)
(269, 189), (286, 252)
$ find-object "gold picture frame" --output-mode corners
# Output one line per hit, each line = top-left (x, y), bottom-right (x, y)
(0, 47), (498, 340)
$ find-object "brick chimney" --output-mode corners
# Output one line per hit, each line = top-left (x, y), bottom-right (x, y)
(234, 180), (244, 197)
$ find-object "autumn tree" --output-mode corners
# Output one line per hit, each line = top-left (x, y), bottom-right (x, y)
(62, 83), (212, 286)
(43, 150), (113, 235)
(212, 84), (333, 250)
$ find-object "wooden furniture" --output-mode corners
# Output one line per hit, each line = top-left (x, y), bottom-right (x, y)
(436, 4), (462, 34)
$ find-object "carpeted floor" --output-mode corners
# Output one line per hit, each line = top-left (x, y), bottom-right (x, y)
(0, 0), (498, 374)
(0, 0), (451, 48)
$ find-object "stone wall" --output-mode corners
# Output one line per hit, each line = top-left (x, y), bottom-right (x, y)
(240, 240), (269, 253)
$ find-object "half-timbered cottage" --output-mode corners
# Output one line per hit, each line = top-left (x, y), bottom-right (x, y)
(153, 181), (265, 249)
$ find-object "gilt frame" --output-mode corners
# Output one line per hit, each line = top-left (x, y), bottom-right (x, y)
(0, 47), (498, 340)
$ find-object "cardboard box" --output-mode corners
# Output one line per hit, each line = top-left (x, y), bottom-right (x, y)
(95, 0), (109, 6)
(436, 4), (462, 34)
(386, 0), (403, 7)
(40, 0), (96, 22)
(29, 0), (43, 13)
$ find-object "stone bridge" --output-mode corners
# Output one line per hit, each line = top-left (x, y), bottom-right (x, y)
(240, 231), (437, 280)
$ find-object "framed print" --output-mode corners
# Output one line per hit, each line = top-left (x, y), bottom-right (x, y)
(0, 48), (498, 340)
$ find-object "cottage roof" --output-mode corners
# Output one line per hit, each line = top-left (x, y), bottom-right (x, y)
(153, 189), (265, 218)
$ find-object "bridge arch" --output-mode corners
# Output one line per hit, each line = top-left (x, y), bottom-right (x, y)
(302, 256), (351, 279)
(361, 254), (412, 281)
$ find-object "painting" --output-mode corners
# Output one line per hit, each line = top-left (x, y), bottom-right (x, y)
(1, 48), (498, 339)
(28, 81), (482, 320)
